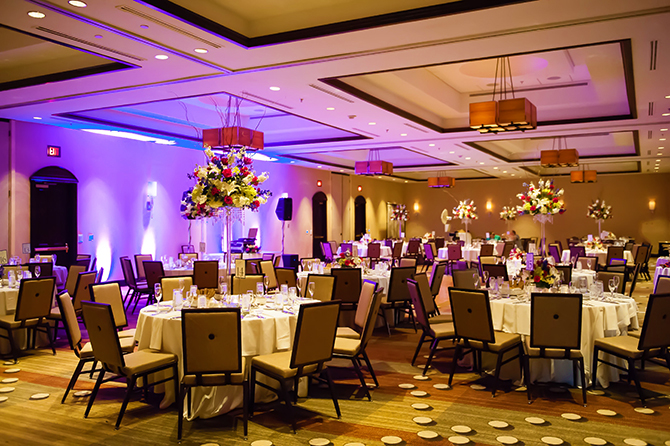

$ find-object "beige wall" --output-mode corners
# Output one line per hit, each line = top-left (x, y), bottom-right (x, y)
(404, 173), (670, 253)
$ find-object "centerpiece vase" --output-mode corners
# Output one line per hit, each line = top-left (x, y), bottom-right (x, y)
(533, 214), (553, 257)
(398, 220), (403, 239)
(462, 218), (471, 244)
(597, 219), (602, 237)
(187, 221), (192, 245)
(223, 208), (234, 281)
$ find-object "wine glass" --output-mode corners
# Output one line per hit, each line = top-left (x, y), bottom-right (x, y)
(608, 278), (616, 299)
(34, 265), (41, 278)
(482, 270), (490, 288)
(154, 283), (162, 309)
(612, 275), (620, 295)
(586, 259), (592, 270)
(472, 273), (480, 290)
(296, 281), (303, 298)
(256, 281), (264, 298)
(263, 276), (270, 294)
(178, 279), (185, 297)
(308, 281), (316, 300)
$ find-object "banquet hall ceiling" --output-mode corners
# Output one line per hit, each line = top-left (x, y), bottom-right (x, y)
(0, 0), (669, 180)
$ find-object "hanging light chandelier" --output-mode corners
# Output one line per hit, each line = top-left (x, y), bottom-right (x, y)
(355, 148), (393, 175)
(541, 137), (579, 167)
(469, 56), (537, 134)
(202, 96), (264, 150)
(427, 171), (455, 188)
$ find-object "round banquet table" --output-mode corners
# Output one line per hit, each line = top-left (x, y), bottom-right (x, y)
(134, 299), (312, 420)
(297, 269), (390, 298)
(490, 292), (638, 387)
(336, 243), (392, 258)
(561, 249), (633, 266)
(653, 258), (670, 291)
(438, 242), (504, 262)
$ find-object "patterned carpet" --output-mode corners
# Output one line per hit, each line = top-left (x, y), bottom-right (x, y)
(0, 269), (668, 446)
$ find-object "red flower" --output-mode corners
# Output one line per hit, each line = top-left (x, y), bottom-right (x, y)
(253, 200), (260, 208)
(244, 157), (253, 165)
(534, 276), (541, 283)
(211, 156), (219, 162)
(211, 187), (219, 195)
(223, 196), (233, 205)
(530, 205), (536, 211)
(550, 184), (555, 189)
(553, 197), (558, 202)
(251, 176), (259, 186)
(221, 157), (228, 164)
(222, 168), (232, 178)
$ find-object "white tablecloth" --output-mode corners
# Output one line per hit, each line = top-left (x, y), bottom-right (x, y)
(561, 249), (633, 266)
(438, 242), (504, 262)
(653, 258), (670, 291)
(0, 286), (41, 354)
(336, 244), (392, 258)
(297, 270), (390, 298)
(134, 301), (304, 419)
(490, 294), (638, 387)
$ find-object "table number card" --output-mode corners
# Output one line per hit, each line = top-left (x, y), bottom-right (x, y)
(526, 253), (534, 270)
(235, 259), (246, 278)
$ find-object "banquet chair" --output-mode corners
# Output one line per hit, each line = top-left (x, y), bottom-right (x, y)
(74, 258), (91, 269)
(548, 244), (562, 264)
(178, 308), (247, 440)
(554, 240), (564, 253)
(502, 241), (515, 258)
(576, 256), (597, 271)
(81, 301), (178, 430)
(57, 291), (135, 404)
(434, 237), (445, 250)
(275, 267), (297, 289)
(120, 257), (150, 310)
(262, 253), (274, 262)
(193, 260), (218, 289)
(141, 261), (165, 309)
(452, 268), (480, 290)
(525, 292), (586, 406)
(482, 263), (509, 282)
(379, 266), (416, 335)
(391, 242), (403, 266)
(569, 245), (586, 261)
(367, 242), (381, 261)
(479, 244), (495, 256)
(399, 257), (417, 268)
(554, 265), (572, 285)
(179, 253), (198, 262)
(250, 300), (342, 433)
(592, 293), (670, 405)
(628, 244), (648, 276)
(304, 274), (336, 301)
(406, 239), (421, 258)
(89, 281), (137, 338)
(245, 259), (260, 275)
(606, 246), (624, 268)
(332, 280), (382, 400)
(596, 271), (625, 294)
(641, 242), (653, 280)
(607, 258), (627, 275)
(448, 288), (524, 397)
(63, 264), (87, 294)
(134, 254), (152, 282)
(336, 278), (377, 340)
(95, 267), (104, 283)
(624, 241), (635, 252)
(0, 276), (57, 363)
(160, 275), (193, 301)
(408, 277), (455, 375)
(180, 244), (195, 254)
(521, 238), (531, 252)
(231, 274), (265, 294)
(446, 244), (463, 273)
(321, 241), (334, 262)
(654, 275), (670, 294)
(273, 255), (281, 267)
(70, 270), (98, 317)
(331, 268), (362, 313)
(413, 273), (451, 323)
(340, 243), (353, 255)
(259, 260), (278, 290)
(25, 261), (53, 277)
(628, 264), (642, 297)
(429, 261), (448, 315)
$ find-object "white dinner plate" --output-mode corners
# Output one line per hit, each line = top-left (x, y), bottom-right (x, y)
(0, 396), (7, 403)
(488, 421), (509, 429)
(448, 436), (470, 444)
(596, 409), (617, 417)
(470, 384), (486, 390)
(433, 383), (451, 390)
(525, 417), (545, 425)
(413, 375), (430, 381)
(381, 436), (402, 445)
(0, 387), (15, 393)
(30, 393), (49, 400)
(344, 443), (365, 446)
(541, 437), (564, 445)
(4, 368), (20, 374)
(1, 378), (18, 384)
(584, 437), (607, 445)
(497, 436), (518, 445)
(561, 413), (581, 421)
(624, 439), (647, 446)
(634, 408), (654, 415)
(418, 431), (438, 439)
(413, 416), (432, 425)
(411, 403), (430, 410)
(398, 383), (415, 389)
(73, 391), (92, 397)
(451, 425), (471, 434)
(411, 390), (428, 397)
(250, 441), (272, 446)
(309, 438), (330, 446)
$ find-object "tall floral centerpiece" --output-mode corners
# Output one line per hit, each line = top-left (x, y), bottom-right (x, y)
(587, 199), (611, 237)
(390, 204), (408, 239)
(500, 205), (517, 230)
(181, 147), (271, 273)
(516, 179), (565, 256)
(453, 200), (478, 239)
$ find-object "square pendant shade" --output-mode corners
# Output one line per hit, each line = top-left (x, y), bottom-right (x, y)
(470, 98), (537, 133)
(469, 101), (498, 129)
(542, 149), (579, 167)
(571, 170), (597, 183)
(427, 176), (455, 188)
(355, 160), (393, 175)
(203, 126), (264, 150)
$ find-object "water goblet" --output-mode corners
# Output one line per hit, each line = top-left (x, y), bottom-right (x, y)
(586, 259), (592, 270)
(34, 265), (41, 278)
(154, 283), (163, 310)
(263, 276), (270, 294)
(296, 281), (303, 298)
(256, 282), (264, 300)
(178, 279), (185, 297)
(472, 273), (480, 290)
(308, 281), (316, 300)
(608, 278), (616, 299)
(482, 270), (490, 288)
(612, 275), (620, 295)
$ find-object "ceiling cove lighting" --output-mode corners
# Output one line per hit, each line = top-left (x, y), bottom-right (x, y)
(326, 107), (335, 110)
(355, 149), (393, 176)
(470, 56), (537, 133)
(28, 11), (45, 18)
(82, 129), (176, 145)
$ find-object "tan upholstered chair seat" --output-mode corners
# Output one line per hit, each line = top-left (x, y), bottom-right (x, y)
(594, 336), (661, 359)
(430, 321), (455, 338)
(118, 328), (136, 338)
(0, 314), (39, 329)
(252, 351), (319, 379)
(628, 330), (641, 338)
(182, 373), (245, 386)
(430, 314), (453, 324)
(80, 337), (135, 358)
(459, 331), (521, 353)
(119, 350), (177, 376)
(335, 326), (360, 339)
(524, 338), (583, 359)
(333, 337), (361, 356)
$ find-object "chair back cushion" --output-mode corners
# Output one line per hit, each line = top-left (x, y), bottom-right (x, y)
(120, 257), (137, 288)
(332, 268), (362, 304)
(193, 260), (218, 289)
(392, 242), (403, 258)
(357, 281), (380, 346)
(576, 256), (597, 270)
(16, 277), (56, 321)
(569, 245), (586, 259)
(143, 261), (165, 288)
(554, 265), (572, 284)
(606, 246), (624, 265)
(479, 244), (494, 256)
(259, 260), (278, 289)
(502, 241), (515, 258)
(305, 274), (336, 301)
(634, 244), (648, 264)
(399, 258), (416, 268)
(423, 243), (434, 261)
(182, 308), (242, 375)
(479, 255), (498, 265)
(231, 274), (264, 294)
(368, 243), (381, 259)
(57, 291), (82, 350)
(81, 301), (124, 371)
(291, 301), (341, 369)
(548, 245), (561, 263)
(429, 261), (447, 296)
(134, 254), (153, 280)
(387, 267), (415, 303)
(72, 271), (98, 312)
(482, 263), (508, 281)
(65, 264), (87, 295)
(407, 279), (431, 332)
(638, 293), (670, 350)
(354, 280), (376, 328)
(530, 293), (582, 350)
(447, 244), (462, 260)
(413, 273), (436, 314)
(179, 253), (199, 262)
(452, 268), (479, 290)
(90, 282), (128, 328)
(275, 268), (297, 288)
(654, 275), (670, 294)
(448, 288), (495, 343)
(160, 275), (193, 301)
(595, 271), (625, 293)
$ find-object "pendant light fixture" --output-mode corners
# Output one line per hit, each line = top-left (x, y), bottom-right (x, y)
(355, 148), (393, 175)
(541, 137), (579, 167)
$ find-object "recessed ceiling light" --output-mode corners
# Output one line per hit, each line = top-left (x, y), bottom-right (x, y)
(656, 159), (661, 162)
(429, 143), (435, 147)
(269, 86), (280, 91)
(666, 95), (670, 99)
(511, 173), (516, 176)
(33, 117), (42, 120)
(658, 152), (663, 155)
(28, 11), (45, 18)
(661, 128), (668, 131)
(94, 34), (103, 38)
(400, 133), (407, 136)
(68, 0), (87, 7)
(663, 113), (670, 116)
(405, 180), (408, 183)
(660, 138), (666, 141)
(493, 167), (498, 170)
(339, 169), (343, 172)
(449, 151), (455, 154)
(503, 171), (507, 173)
(479, 162), (485, 165)
(465, 157), (471, 160)
(194, 48), (208, 54)
(326, 107), (335, 111)
(140, 24), (149, 29)
(368, 122), (376, 125)
(317, 165), (322, 168)
(155, 55), (169, 60)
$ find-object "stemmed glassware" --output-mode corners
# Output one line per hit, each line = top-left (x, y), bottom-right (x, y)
(263, 276), (270, 294)
(296, 281), (303, 298)
(473, 273), (480, 290)
(482, 270), (490, 288)
(608, 278), (616, 299)
(308, 281), (316, 300)
(34, 266), (41, 278)
(154, 283), (163, 311)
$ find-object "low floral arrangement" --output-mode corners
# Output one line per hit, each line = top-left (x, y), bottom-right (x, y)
(658, 259), (670, 268)
(390, 204), (409, 221)
(584, 238), (604, 250)
(587, 199), (612, 220)
(529, 258), (561, 289)
(360, 233), (372, 244)
(516, 179), (565, 216)
(243, 245), (260, 253)
(500, 206), (517, 221)
(180, 147), (271, 219)
(508, 247), (525, 261)
(453, 200), (478, 220)
(603, 231), (617, 240)
(336, 252), (362, 268)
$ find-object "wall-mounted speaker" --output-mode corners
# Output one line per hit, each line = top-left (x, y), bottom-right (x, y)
(275, 197), (293, 221)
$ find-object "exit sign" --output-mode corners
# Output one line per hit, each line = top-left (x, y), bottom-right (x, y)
(47, 145), (61, 157)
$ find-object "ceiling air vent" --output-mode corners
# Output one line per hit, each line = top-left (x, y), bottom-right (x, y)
(35, 27), (145, 61)
(309, 84), (355, 103)
(649, 102), (654, 116)
(241, 91), (294, 110)
(404, 123), (429, 133)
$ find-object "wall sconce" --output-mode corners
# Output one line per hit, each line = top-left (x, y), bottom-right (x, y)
(316, 180), (323, 187)
(413, 202), (420, 212)
(486, 200), (493, 212)
(146, 181), (157, 211)
(649, 199), (656, 213)
(357, 185), (362, 192)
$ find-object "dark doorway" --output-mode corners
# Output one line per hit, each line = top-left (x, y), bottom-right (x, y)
(30, 167), (78, 267)
(354, 195), (366, 240)
(312, 192), (327, 259)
